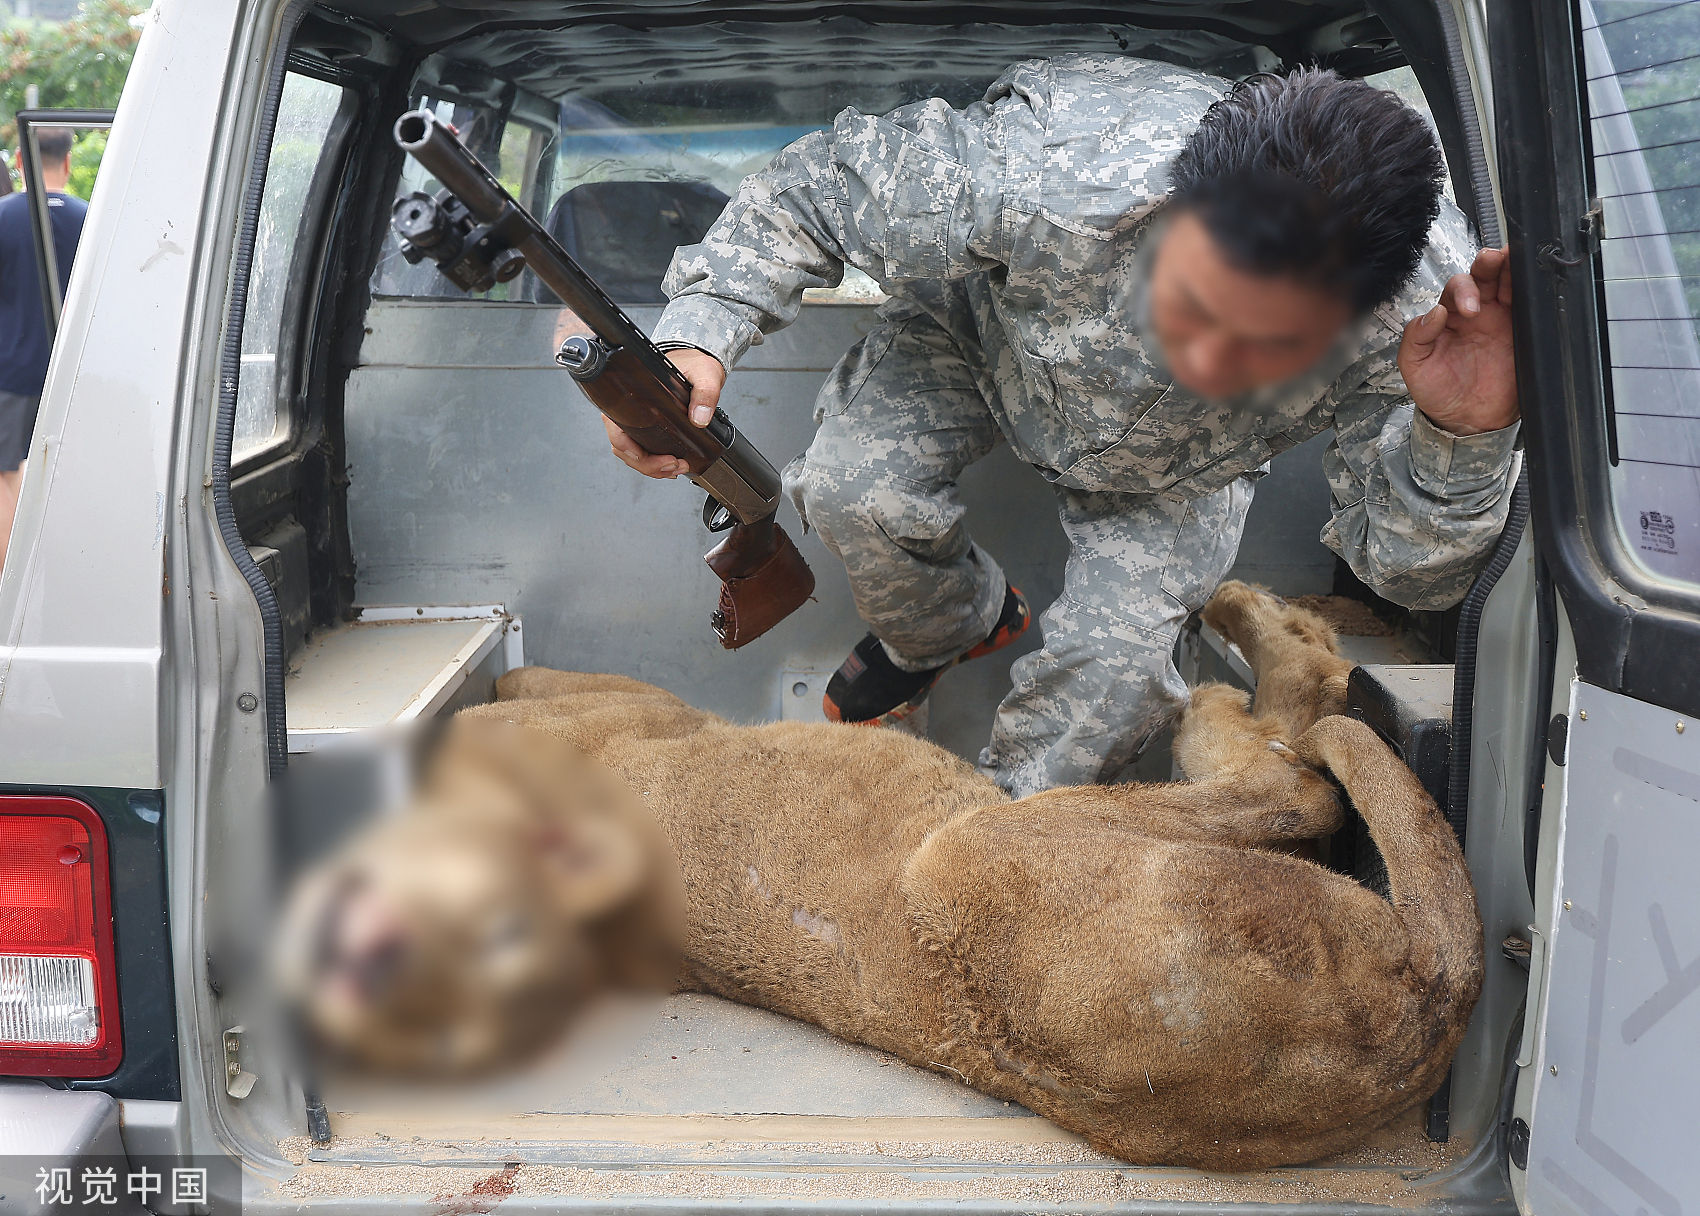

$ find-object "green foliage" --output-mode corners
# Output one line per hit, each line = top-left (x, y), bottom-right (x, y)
(66, 123), (101, 194)
(1, 0), (145, 190)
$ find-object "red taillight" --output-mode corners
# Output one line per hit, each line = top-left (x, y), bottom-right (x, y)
(0, 796), (122, 1076)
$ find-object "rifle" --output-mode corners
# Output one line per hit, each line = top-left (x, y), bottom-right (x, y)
(389, 110), (813, 648)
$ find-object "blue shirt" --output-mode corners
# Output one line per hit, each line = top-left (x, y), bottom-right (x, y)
(0, 190), (88, 397)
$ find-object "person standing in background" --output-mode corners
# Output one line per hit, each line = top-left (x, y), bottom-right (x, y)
(0, 127), (87, 571)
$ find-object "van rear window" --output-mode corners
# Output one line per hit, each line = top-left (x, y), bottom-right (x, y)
(1585, 0), (1700, 587)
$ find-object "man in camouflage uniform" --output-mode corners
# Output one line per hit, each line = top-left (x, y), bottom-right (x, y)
(607, 56), (1521, 798)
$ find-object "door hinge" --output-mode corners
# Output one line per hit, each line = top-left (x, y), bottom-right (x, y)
(1579, 199), (1604, 252)
(1502, 933), (1534, 969)
(223, 1025), (258, 1099)
(1537, 201), (1604, 272)
(1516, 925), (1548, 1067)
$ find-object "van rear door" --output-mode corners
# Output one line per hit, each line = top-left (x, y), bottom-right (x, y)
(12, 109), (113, 340)
(1492, 0), (1700, 1211)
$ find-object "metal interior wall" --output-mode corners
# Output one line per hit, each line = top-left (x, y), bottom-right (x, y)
(344, 300), (1335, 763)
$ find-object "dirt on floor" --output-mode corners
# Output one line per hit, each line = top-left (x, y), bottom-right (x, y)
(1289, 594), (1398, 638)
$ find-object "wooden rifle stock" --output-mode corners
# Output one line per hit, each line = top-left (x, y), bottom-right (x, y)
(390, 109), (813, 647)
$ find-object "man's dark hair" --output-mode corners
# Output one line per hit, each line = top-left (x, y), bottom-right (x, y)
(34, 127), (75, 167)
(1166, 67), (1445, 313)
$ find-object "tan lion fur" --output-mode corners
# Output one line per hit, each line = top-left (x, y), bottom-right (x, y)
(284, 581), (1482, 1170)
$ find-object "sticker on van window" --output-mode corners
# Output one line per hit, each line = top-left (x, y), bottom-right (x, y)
(1638, 509), (1678, 556)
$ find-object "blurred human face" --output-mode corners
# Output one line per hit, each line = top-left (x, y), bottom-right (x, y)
(1146, 210), (1353, 400)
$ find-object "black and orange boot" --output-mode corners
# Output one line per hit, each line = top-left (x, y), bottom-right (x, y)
(823, 585), (1032, 726)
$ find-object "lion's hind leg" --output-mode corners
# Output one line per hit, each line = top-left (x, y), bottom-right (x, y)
(1155, 683), (1344, 845)
(1200, 582), (1354, 740)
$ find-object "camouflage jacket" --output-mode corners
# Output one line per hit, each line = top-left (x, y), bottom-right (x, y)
(653, 53), (1522, 610)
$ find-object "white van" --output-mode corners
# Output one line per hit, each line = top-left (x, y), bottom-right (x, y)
(0, 0), (1695, 1212)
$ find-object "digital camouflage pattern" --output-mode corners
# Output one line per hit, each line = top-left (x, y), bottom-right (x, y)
(655, 53), (1522, 795)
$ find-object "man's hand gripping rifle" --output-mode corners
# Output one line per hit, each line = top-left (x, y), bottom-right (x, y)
(389, 110), (813, 648)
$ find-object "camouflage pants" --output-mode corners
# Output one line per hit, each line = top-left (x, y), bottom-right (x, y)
(786, 311), (1255, 799)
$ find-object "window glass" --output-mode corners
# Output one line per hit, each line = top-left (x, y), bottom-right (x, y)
(369, 85), (879, 307)
(1584, 0), (1700, 586)
(497, 118), (552, 210)
(1363, 66), (1457, 205)
(369, 97), (552, 300)
(236, 72), (345, 464)
(537, 86), (886, 307)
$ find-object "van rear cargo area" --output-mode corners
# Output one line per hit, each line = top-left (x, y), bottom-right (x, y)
(75, 3), (1531, 1212)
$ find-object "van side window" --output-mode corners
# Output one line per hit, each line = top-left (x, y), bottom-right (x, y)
(236, 72), (346, 465)
(1584, 0), (1700, 587)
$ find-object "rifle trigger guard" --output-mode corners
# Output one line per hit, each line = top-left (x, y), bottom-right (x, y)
(703, 496), (737, 533)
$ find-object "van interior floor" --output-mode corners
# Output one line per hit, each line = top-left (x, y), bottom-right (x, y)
(272, 992), (1502, 1211)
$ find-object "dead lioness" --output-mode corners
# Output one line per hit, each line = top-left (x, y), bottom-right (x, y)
(275, 716), (685, 1074)
(282, 582), (1482, 1170)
